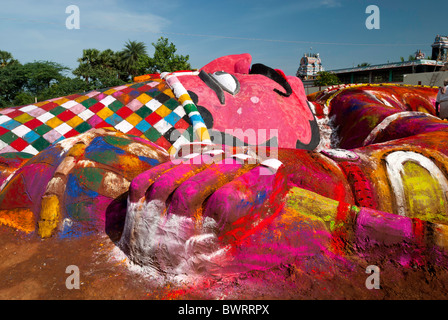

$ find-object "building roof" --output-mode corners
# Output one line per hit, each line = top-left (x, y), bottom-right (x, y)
(330, 59), (444, 74)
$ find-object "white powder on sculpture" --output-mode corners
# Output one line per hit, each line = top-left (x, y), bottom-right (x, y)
(118, 198), (230, 280)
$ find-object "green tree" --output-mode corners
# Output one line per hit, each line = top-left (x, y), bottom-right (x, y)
(99, 49), (128, 82)
(23, 61), (68, 96)
(357, 62), (371, 67)
(315, 71), (341, 86)
(147, 37), (191, 73)
(135, 54), (154, 76)
(73, 48), (125, 89)
(38, 77), (89, 101)
(399, 54), (418, 62)
(13, 91), (35, 106)
(0, 50), (19, 68)
(120, 40), (147, 79)
(0, 62), (28, 107)
(0, 59), (70, 107)
(73, 48), (102, 83)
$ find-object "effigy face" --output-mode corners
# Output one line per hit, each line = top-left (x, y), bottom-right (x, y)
(161, 53), (320, 150)
(1, 54), (448, 298)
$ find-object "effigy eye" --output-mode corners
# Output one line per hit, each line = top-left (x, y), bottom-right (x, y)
(210, 71), (240, 96)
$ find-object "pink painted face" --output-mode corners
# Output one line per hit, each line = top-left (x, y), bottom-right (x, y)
(176, 54), (320, 150)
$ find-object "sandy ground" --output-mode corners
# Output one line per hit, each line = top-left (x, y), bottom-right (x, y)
(1, 224), (448, 301)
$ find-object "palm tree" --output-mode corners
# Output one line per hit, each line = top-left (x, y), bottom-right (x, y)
(120, 40), (147, 79)
(0, 50), (18, 67)
(73, 48), (127, 88)
(99, 49), (117, 69)
(73, 49), (103, 84)
(77, 48), (101, 67)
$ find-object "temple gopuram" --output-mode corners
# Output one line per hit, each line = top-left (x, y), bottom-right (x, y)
(432, 35), (448, 61)
(296, 53), (324, 81)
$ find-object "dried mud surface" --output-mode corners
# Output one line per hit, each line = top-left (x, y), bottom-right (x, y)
(1, 225), (447, 300)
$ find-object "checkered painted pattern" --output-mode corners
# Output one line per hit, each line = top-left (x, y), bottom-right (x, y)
(162, 72), (211, 147)
(0, 79), (196, 156)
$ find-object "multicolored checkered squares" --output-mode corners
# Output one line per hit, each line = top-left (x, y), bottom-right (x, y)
(0, 78), (197, 156)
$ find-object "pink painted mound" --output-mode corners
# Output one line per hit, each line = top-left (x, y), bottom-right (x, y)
(118, 83), (448, 277)
(1, 52), (448, 283)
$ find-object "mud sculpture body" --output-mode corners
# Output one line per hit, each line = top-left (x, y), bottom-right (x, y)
(0, 53), (447, 278)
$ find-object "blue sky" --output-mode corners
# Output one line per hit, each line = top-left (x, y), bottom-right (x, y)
(0, 0), (446, 76)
